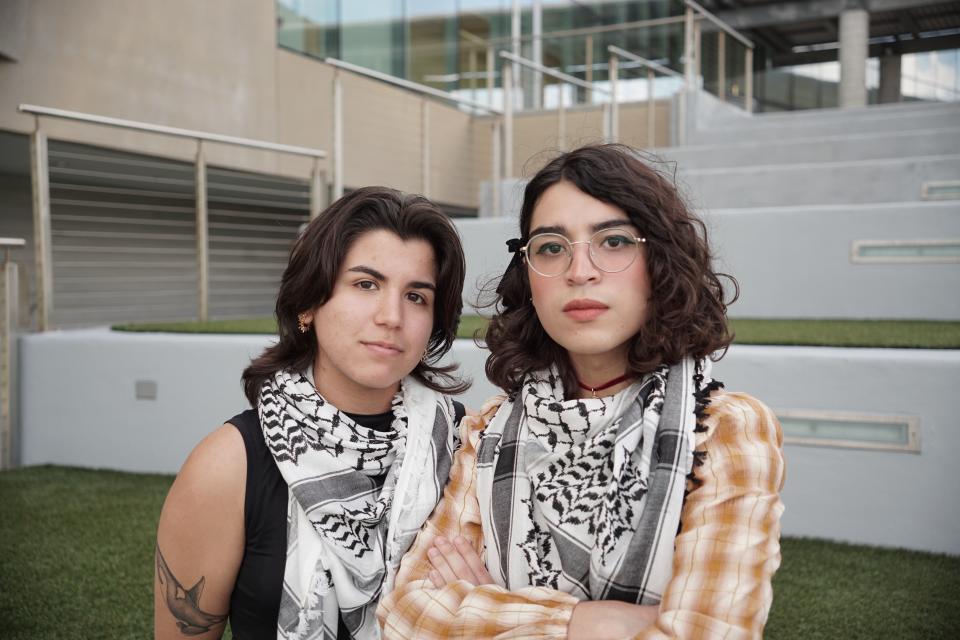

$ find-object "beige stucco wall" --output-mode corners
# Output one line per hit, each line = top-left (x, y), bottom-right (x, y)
(0, 0), (291, 175)
(274, 50), (492, 208)
(0, 0), (490, 208)
(501, 100), (673, 178)
(0, 0), (673, 212)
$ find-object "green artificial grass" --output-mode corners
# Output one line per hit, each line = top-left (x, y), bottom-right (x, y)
(113, 317), (278, 335)
(114, 316), (960, 349)
(728, 318), (960, 349)
(0, 466), (173, 639)
(767, 537), (960, 639)
(2, 466), (959, 639)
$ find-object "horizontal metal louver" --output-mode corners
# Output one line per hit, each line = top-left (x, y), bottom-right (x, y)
(47, 141), (308, 326)
(206, 165), (309, 319)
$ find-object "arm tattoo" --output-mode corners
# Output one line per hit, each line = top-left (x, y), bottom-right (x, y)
(156, 544), (228, 636)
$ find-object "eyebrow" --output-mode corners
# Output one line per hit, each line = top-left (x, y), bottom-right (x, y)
(347, 265), (436, 291)
(529, 218), (637, 237)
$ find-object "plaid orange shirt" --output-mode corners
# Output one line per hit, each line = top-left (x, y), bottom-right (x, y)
(378, 391), (785, 639)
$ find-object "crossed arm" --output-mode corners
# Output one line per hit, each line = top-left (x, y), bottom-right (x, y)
(377, 392), (785, 640)
(426, 534), (658, 639)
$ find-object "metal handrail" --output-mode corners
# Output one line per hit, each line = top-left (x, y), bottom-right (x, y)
(606, 45), (686, 147)
(0, 238), (25, 265)
(18, 104), (327, 158)
(607, 46), (684, 80)
(500, 51), (611, 95)
(684, 0), (755, 49)
(498, 50), (614, 174)
(324, 57), (502, 115)
(465, 15), (686, 48)
(21, 104), (329, 329)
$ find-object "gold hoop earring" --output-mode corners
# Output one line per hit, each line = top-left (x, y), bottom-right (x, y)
(297, 313), (310, 333)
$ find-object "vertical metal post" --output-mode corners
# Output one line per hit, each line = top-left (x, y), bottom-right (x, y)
(557, 90), (566, 151)
(694, 19), (702, 85)
(486, 45), (495, 108)
(677, 88), (688, 147)
(1, 247), (19, 469)
(309, 157), (325, 220)
(29, 124), (52, 332)
(745, 47), (754, 113)
(532, 0), (543, 110)
(680, 7), (695, 147)
(609, 55), (619, 143)
(421, 99), (431, 197)
(648, 69), (656, 147)
(332, 69), (344, 200)
(602, 103), (611, 143)
(195, 141), (209, 323)
(511, 0), (521, 102)
(718, 31), (726, 101)
(584, 34), (594, 103)
(492, 120), (502, 217)
(684, 7), (695, 89)
(469, 46), (478, 104)
(503, 62), (514, 179)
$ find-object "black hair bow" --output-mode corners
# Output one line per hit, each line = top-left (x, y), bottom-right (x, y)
(496, 238), (525, 295)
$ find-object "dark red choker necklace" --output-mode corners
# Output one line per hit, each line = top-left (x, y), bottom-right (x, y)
(577, 373), (633, 398)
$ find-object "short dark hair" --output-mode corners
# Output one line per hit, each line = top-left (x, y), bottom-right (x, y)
(243, 186), (468, 406)
(483, 144), (736, 396)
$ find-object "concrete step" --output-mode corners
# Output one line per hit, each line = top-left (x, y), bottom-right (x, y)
(689, 104), (960, 145)
(679, 154), (960, 209)
(654, 127), (960, 170)
(703, 199), (960, 321)
(744, 99), (959, 125)
(461, 200), (960, 321)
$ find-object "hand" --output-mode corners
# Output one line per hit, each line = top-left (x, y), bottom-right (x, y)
(426, 536), (494, 588)
(567, 600), (658, 640)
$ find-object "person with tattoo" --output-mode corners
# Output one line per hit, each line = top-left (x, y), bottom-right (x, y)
(155, 187), (469, 640)
(378, 145), (786, 639)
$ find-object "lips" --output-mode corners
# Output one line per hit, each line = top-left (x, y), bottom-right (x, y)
(361, 340), (404, 356)
(562, 298), (608, 321)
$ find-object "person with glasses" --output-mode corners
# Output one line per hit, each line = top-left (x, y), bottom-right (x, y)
(155, 187), (469, 640)
(378, 145), (785, 639)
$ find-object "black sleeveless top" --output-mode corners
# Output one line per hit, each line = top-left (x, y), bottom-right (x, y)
(227, 401), (464, 639)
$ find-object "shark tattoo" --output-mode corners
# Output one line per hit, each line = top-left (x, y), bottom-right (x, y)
(156, 545), (228, 636)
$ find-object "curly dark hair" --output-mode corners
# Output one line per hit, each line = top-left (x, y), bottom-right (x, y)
(243, 186), (468, 406)
(483, 144), (737, 397)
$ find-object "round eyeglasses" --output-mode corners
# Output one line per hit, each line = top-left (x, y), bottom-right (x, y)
(520, 228), (647, 277)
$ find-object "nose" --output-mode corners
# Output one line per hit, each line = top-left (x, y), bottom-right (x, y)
(565, 241), (600, 285)
(374, 291), (403, 329)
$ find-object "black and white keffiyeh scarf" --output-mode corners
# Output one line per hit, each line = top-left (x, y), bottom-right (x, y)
(259, 369), (457, 640)
(475, 357), (714, 604)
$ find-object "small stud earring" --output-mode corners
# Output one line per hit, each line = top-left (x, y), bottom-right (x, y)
(297, 313), (310, 333)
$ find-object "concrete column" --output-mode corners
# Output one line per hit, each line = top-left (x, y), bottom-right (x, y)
(879, 52), (902, 104)
(839, 8), (869, 108)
